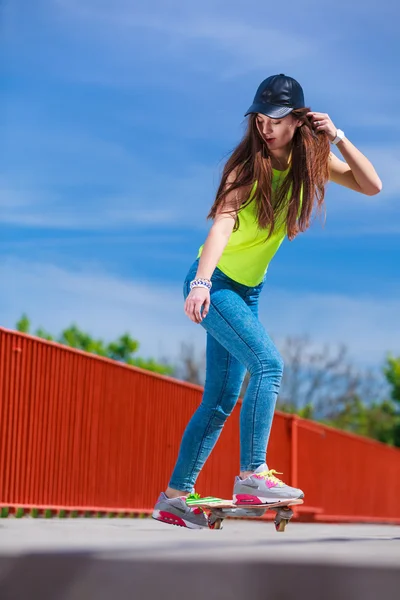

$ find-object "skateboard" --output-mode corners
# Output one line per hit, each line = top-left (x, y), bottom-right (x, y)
(186, 496), (303, 532)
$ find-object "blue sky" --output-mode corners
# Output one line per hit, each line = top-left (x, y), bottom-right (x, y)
(2, 0), (399, 369)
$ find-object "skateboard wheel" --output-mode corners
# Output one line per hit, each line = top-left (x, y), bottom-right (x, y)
(208, 516), (223, 530)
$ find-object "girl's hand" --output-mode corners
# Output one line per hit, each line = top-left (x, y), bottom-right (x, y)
(184, 287), (210, 324)
(307, 111), (338, 142)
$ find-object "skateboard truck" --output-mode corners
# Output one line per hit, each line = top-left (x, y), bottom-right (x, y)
(273, 506), (294, 532)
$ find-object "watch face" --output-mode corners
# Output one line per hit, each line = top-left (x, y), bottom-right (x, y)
(333, 129), (344, 144)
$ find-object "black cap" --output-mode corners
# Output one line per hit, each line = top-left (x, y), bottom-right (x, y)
(245, 74), (305, 119)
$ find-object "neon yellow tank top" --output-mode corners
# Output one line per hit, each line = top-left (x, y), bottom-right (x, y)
(197, 167), (299, 287)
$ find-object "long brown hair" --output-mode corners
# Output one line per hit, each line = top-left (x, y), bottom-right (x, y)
(208, 108), (331, 241)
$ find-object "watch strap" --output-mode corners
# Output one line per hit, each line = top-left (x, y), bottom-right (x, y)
(332, 129), (345, 145)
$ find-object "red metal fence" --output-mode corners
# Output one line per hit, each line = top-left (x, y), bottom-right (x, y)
(1, 326), (400, 522)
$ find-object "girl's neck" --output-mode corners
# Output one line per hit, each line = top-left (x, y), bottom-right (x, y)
(270, 147), (292, 172)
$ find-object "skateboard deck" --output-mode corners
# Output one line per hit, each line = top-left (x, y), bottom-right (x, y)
(187, 497), (303, 509)
(186, 497), (303, 531)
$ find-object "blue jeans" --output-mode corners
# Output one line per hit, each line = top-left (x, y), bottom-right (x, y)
(169, 259), (284, 492)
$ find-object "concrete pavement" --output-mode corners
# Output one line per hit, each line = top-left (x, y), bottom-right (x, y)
(1, 518), (400, 599)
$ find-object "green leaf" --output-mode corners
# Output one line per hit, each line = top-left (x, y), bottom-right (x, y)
(16, 314), (30, 333)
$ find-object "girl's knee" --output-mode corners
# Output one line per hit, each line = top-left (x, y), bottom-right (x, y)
(192, 404), (232, 436)
(250, 352), (284, 378)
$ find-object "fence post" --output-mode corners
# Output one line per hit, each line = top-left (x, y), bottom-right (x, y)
(290, 415), (299, 488)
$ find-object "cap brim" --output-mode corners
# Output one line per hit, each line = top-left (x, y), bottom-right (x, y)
(244, 102), (294, 119)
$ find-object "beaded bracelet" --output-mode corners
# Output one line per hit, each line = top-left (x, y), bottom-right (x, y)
(190, 278), (212, 291)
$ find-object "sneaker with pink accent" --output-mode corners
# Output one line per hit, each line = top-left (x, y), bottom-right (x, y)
(152, 492), (208, 529)
(233, 463), (304, 505)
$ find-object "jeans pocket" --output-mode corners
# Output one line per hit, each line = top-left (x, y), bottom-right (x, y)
(212, 266), (227, 281)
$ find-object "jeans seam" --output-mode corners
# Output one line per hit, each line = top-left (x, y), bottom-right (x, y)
(249, 367), (262, 464)
(187, 351), (232, 485)
(211, 301), (267, 468)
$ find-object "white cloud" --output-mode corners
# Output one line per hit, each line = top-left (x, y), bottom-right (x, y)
(1, 123), (215, 229)
(0, 204), (181, 229)
(53, 0), (315, 77)
(2, 133), (399, 234)
(329, 144), (400, 199)
(0, 181), (212, 230)
(2, 2), (399, 234)
(0, 257), (203, 363)
(353, 114), (400, 131)
(3, 127), (137, 187)
(44, 0), (399, 120)
(6, 0), (399, 125)
(360, 148), (400, 197)
(262, 287), (399, 366)
(31, 1), (328, 89)
(0, 187), (32, 210)
(1, 258), (398, 368)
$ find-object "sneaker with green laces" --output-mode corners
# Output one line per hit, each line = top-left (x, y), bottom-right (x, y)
(152, 492), (208, 529)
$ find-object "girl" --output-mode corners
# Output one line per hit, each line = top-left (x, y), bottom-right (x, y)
(153, 74), (382, 529)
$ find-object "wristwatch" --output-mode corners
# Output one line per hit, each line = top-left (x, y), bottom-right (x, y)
(332, 129), (345, 145)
